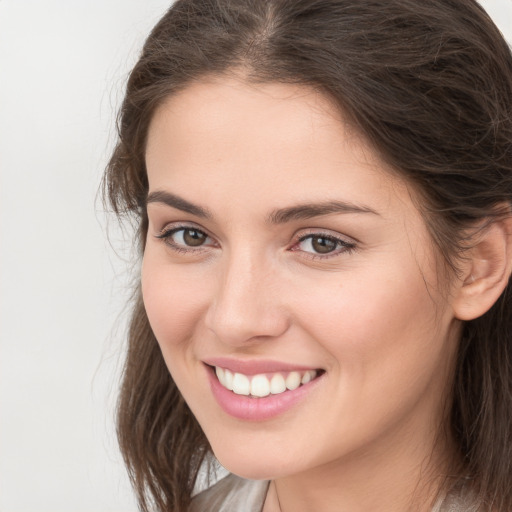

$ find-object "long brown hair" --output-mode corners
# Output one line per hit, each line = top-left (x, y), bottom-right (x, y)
(103, 1), (512, 510)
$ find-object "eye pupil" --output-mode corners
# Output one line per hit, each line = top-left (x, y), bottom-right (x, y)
(183, 229), (206, 246)
(312, 236), (337, 254)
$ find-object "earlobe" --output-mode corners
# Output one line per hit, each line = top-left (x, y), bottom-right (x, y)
(453, 216), (512, 321)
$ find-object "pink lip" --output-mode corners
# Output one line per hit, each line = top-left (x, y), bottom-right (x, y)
(203, 357), (319, 375)
(204, 364), (324, 421)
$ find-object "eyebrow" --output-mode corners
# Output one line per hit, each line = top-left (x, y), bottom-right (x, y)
(146, 190), (378, 223)
(146, 190), (212, 218)
(268, 200), (379, 224)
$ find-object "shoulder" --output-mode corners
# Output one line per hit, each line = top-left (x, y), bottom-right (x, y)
(190, 473), (269, 512)
(434, 480), (480, 512)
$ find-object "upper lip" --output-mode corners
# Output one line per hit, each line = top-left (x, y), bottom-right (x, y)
(203, 357), (320, 375)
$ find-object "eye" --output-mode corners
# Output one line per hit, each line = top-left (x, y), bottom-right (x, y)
(155, 226), (214, 251)
(293, 233), (356, 257)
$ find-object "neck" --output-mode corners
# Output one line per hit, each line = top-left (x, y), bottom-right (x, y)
(263, 420), (458, 512)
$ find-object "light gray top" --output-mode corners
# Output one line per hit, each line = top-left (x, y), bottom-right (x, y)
(190, 473), (269, 512)
(190, 473), (477, 512)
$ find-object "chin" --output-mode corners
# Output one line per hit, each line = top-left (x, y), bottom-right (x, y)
(218, 462), (277, 481)
(213, 448), (289, 481)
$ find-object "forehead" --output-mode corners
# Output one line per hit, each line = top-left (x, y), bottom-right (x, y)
(146, 78), (348, 166)
(145, 77), (412, 219)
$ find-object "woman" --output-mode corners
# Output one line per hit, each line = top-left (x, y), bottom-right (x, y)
(104, 0), (512, 510)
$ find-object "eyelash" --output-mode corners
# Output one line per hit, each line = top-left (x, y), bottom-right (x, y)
(154, 225), (357, 259)
(155, 225), (216, 254)
(292, 233), (357, 260)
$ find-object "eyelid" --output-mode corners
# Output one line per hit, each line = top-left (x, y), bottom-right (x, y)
(154, 222), (218, 252)
(293, 227), (357, 245)
(290, 228), (358, 259)
(156, 221), (205, 236)
(153, 222), (357, 259)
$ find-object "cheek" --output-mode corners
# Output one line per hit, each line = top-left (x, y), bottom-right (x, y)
(140, 253), (217, 417)
(293, 260), (446, 377)
(285, 265), (455, 454)
(141, 253), (210, 354)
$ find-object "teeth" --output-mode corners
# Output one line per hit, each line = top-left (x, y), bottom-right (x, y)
(215, 367), (318, 397)
(215, 366), (225, 383)
(250, 375), (270, 397)
(232, 372), (250, 395)
(270, 373), (286, 394)
(301, 370), (315, 385)
(285, 371), (301, 390)
(224, 369), (234, 390)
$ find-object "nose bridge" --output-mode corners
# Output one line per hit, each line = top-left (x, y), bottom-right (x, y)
(205, 246), (288, 345)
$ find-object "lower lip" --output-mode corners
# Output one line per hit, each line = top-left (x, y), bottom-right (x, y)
(206, 366), (323, 421)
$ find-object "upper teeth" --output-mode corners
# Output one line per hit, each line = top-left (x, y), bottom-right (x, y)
(215, 367), (317, 397)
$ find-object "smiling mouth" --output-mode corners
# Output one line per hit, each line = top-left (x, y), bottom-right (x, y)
(212, 366), (323, 398)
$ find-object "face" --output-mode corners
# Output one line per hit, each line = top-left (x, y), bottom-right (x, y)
(142, 78), (461, 481)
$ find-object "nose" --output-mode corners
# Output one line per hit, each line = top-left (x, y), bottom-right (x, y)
(204, 249), (290, 346)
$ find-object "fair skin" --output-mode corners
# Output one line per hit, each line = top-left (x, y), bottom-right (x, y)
(142, 77), (467, 512)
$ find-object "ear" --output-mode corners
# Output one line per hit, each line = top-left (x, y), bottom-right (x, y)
(452, 215), (512, 321)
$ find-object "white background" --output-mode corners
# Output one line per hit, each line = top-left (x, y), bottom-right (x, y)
(0, 1), (511, 510)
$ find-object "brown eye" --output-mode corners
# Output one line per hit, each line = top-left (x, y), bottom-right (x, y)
(182, 229), (207, 246)
(311, 236), (337, 254)
(156, 226), (213, 250)
(295, 233), (355, 257)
